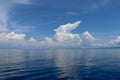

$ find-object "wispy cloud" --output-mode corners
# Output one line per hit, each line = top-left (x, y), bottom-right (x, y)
(92, 0), (110, 9)
(9, 22), (35, 33)
(79, 0), (111, 14)
(0, 0), (32, 32)
(0, 0), (11, 31)
(65, 12), (79, 16)
(64, 0), (111, 16)
(12, 0), (32, 4)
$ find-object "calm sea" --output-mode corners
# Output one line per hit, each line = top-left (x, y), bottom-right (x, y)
(0, 49), (120, 80)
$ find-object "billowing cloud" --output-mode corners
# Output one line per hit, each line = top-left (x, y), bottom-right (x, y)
(0, 21), (97, 48)
(82, 31), (95, 41)
(0, 32), (26, 40)
(40, 21), (96, 48)
(54, 21), (82, 46)
(0, 32), (39, 49)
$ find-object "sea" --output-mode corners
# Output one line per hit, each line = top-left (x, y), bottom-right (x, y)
(0, 49), (120, 80)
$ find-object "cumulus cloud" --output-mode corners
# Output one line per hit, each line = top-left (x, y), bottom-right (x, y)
(44, 37), (54, 44)
(0, 32), (40, 49)
(40, 37), (57, 47)
(82, 31), (95, 41)
(54, 21), (82, 46)
(110, 36), (120, 45)
(40, 21), (97, 48)
(29, 37), (36, 42)
(0, 21), (97, 49)
(0, 32), (26, 40)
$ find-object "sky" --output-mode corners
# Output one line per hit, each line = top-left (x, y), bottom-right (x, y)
(0, 0), (120, 49)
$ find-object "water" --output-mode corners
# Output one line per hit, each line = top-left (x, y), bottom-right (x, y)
(0, 49), (120, 80)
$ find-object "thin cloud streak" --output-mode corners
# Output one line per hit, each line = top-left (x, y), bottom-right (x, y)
(0, 0), (32, 32)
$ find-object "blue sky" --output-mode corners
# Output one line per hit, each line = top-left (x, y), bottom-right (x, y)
(0, 0), (120, 48)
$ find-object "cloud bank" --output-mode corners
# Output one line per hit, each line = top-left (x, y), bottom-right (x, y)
(0, 32), (26, 40)
(0, 20), (119, 49)
(0, 21), (97, 48)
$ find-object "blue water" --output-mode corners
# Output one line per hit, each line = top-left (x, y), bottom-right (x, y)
(0, 49), (120, 80)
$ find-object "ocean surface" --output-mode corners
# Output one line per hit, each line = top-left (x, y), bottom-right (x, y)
(0, 49), (120, 80)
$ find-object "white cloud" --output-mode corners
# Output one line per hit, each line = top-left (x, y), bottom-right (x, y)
(41, 37), (57, 46)
(54, 21), (80, 33)
(29, 37), (36, 42)
(39, 21), (97, 48)
(54, 21), (82, 46)
(0, 32), (40, 49)
(0, 32), (26, 40)
(0, 0), (32, 32)
(82, 31), (95, 41)
(0, 0), (11, 31)
(110, 36), (120, 45)
(44, 37), (54, 43)
(0, 21), (97, 48)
